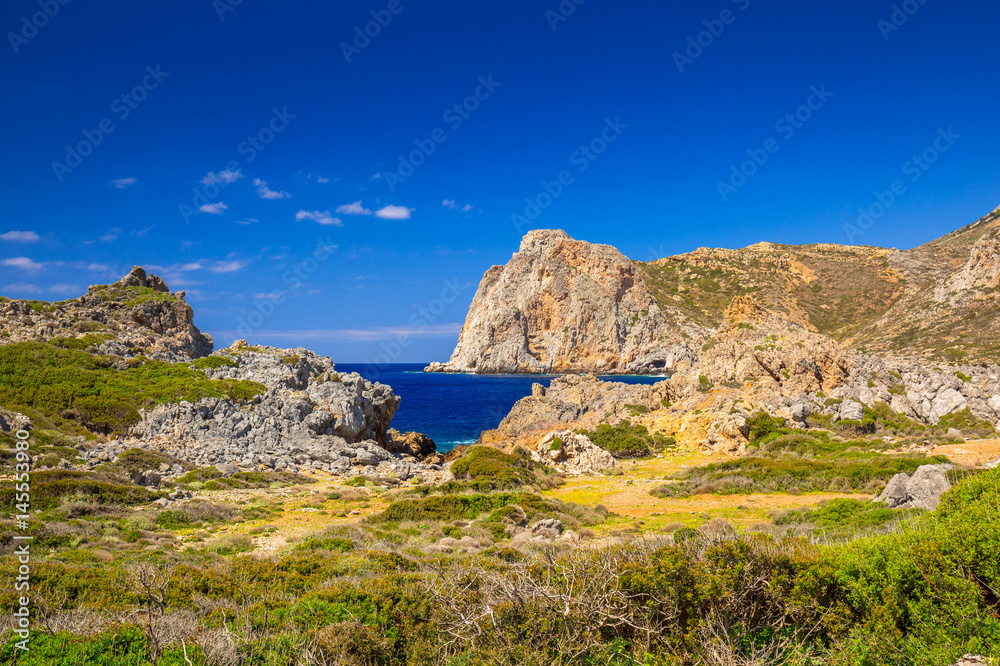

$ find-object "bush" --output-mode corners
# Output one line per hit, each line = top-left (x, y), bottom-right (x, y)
(747, 410), (787, 442)
(0, 342), (266, 434)
(578, 420), (669, 458)
(449, 446), (538, 490)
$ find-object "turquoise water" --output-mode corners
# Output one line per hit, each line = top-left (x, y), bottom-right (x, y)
(338, 363), (667, 452)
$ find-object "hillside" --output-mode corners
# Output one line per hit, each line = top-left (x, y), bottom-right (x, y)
(434, 203), (1000, 373)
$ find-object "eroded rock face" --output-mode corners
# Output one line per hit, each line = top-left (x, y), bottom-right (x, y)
(670, 295), (852, 399)
(119, 343), (414, 476)
(876, 464), (954, 510)
(426, 229), (695, 375)
(934, 234), (1000, 301)
(531, 430), (615, 476)
(0, 265), (213, 361)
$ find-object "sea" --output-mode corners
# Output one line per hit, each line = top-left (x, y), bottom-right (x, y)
(337, 363), (667, 452)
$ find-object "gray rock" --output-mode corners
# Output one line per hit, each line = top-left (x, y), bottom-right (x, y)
(790, 402), (811, 423)
(216, 463), (239, 476)
(946, 428), (964, 440)
(531, 518), (564, 540)
(876, 463), (954, 510)
(839, 399), (865, 421)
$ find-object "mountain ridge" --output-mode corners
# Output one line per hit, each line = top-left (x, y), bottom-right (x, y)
(434, 203), (1000, 373)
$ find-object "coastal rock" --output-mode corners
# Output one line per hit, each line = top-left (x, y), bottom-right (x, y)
(426, 229), (696, 375)
(532, 430), (615, 475)
(384, 429), (438, 459)
(118, 343), (407, 473)
(479, 373), (673, 448)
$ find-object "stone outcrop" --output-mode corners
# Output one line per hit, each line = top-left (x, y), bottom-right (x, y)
(478, 373), (673, 448)
(531, 430), (615, 475)
(671, 295), (852, 399)
(106, 342), (438, 479)
(876, 464), (954, 510)
(426, 230), (695, 375)
(934, 232), (1000, 301)
(0, 265), (213, 361)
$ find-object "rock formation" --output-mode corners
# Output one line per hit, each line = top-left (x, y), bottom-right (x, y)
(104, 341), (439, 479)
(876, 463), (954, 510)
(0, 265), (213, 361)
(478, 374), (673, 449)
(426, 229), (695, 375)
(531, 430), (615, 476)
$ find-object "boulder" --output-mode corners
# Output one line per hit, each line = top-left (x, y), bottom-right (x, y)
(876, 463), (954, 510)
(532, 430), (614, 475)
(530, 518), (564, 540)
(839, 399), (865, 421)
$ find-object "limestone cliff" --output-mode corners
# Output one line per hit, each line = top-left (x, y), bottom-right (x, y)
(426, 230), (696, 375)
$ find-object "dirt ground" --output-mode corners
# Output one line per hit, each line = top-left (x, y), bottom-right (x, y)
(932, 438), (1000, 468)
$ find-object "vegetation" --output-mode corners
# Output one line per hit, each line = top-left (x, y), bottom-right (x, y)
(577, 420), (675, 458)
(3, 468), (1000, 664)
(0, 341), (266, 434)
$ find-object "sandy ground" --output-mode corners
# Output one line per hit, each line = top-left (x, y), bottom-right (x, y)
(931, 438), (1000, 468)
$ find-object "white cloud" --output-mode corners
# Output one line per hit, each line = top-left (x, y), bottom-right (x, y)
(87, 263), (111, 272)
(209, 260), (248, 274)
(375, 205), (413, 220)
(49, 283), (82, 295)
(317, 176), (330, 184)
(236, 218), (259, 225)
(295, 210), (342, 226)
(442, 199), (457, 209)
(1, 282), (41, 294)
(1, 257), (43, 271)
(132, 225), (155, 238)
(336, 201), (372, 215)
(112, 177), (137, 189)
(462, 204), (474, 212)
(201, 170), (243, 185)
(100, 228), (122, 242)
(199, 202), (228, 214)
(0, 231), (39, 242)
(253, 178), (291, 200)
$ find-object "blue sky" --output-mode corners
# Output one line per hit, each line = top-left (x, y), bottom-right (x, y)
(1, 0), (999, 363)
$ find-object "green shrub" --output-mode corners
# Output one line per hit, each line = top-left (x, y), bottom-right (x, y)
(746, 411), (787, 442)
(449, 446), (537, 490)
(192, 355), (237, 370)
(0, 342), (266, 434)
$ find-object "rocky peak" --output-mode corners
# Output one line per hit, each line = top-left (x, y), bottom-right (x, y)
(0, 265), (212, 361)
(114, 265), (170, 293)
(518, 228), (572, 253)
(426, 230), (693, 375)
